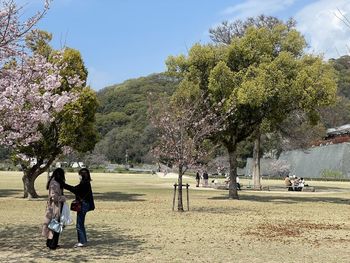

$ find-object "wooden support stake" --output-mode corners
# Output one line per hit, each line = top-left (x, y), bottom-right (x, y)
(186, 183), (190, 211)
(172, 183), (177, 211)
(173, 183), (190, 211)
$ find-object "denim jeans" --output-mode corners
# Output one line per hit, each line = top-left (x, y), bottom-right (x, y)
(76, 201), (90, 244)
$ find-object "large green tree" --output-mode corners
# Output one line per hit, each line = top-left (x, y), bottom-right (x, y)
(319, 56), (350, 128)
(167, 21), (337, 199)
(209, 16), (327, 189)
(17, 30), (98, 198)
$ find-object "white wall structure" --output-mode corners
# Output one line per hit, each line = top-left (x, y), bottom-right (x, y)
(244, 143), (350, 179)
(278, 143), (350, 179)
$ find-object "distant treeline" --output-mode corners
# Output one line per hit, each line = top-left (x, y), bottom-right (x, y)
(1, 56), (350, 166)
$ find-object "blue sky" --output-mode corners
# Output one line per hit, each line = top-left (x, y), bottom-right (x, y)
(21, 0), (350, 90)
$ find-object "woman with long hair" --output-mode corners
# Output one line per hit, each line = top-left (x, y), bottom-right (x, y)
(42, 168), (66, 250)
(64, 168), (95, 248)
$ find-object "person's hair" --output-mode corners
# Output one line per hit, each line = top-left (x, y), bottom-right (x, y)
(79, 168), (92, 182)
(46, 168), (66, 190)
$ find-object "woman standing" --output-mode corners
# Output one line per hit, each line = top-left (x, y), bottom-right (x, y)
(195, 170), (200, 187)
(42, 168), (66, 250)
(64, 168), (95, 248)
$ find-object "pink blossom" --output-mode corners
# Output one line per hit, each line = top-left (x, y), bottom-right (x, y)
(0, 1), (80, 150)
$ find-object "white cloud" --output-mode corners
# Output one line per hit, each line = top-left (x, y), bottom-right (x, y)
(222, 0), (295, 19)
(295, 0), (350, 59)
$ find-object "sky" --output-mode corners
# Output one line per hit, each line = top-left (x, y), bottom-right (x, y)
(20, 0), (350, 90)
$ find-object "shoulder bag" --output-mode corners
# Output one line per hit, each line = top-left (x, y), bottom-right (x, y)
(48, 218), (63, 233)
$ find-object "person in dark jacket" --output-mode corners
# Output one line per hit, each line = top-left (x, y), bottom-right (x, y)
(64, 168), (95, 248)
(195, 170), (200, 187)
(203, 171), (209, 186)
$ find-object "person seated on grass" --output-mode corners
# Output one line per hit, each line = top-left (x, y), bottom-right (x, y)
(293, 177), (303, 191)
(224, 175), (230, 185)
(284, 175), (293, 191)
(224, 177), (241, 190)
(236, 176), (241, 190)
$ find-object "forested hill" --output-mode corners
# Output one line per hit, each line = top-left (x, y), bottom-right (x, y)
(2, 58), (348, 165)
(94, 73), (180, 163)
(93, 56), (350, 165)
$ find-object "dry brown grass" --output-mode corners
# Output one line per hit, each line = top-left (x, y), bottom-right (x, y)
(0, 171), (349, 262)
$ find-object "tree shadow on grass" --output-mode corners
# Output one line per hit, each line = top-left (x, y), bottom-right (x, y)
(0, 189), (22, 198)
(92, 191), (146, 202)
(308, 185), (348, 192)
(60, 191), (146, 202)
(0, 224), (145, 262)
(208, 193), (350, 205)
(191, 206), (253, 214)
(268, 185), (348, 192)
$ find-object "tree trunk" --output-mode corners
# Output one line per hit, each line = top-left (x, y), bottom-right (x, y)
(177, 165), (184, 211)
(227, 138), (239, 199)
(20, 154), (58, 199)
(22, 172), (39, 199)
(252, 133), (261, 190)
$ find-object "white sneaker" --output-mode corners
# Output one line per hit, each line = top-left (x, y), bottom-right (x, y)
(74, 243), (84, 248)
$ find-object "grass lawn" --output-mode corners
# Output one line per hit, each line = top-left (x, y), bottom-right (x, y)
(0, 171), (350, 263)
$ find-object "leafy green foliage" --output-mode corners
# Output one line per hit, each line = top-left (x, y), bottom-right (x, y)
(318, 56), (350, 128)
(94, 73), (179, 163)
(17, 30), (98, 179)
(59, 87), (98, 152)
(321, 169), (344, 179)
(330, 55), (350, 98)
(25, 30), (53, 59)
(167, 20), (337, 199)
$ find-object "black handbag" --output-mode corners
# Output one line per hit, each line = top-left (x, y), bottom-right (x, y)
(70, 199), (82, 212)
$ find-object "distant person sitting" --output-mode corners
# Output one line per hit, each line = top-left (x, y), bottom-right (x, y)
(224, 176), (241, 190)
(294, 177), (306, 191)
(285, 175), (293, 191)
(299, 177), (308, 187)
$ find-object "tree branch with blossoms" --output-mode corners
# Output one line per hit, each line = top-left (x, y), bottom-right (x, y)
(0, 0), (50, 50)
(149, 93), (230, 211)
(0, 53), (78, 147)
(0, 1), (91, 198)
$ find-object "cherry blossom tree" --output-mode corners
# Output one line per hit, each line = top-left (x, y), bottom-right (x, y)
(14, 43), (96, 199)
(270, 159), (290, 177)
(0, 0), (60, 147)
(0, 0), (50, 59)
(0, 1), (86, 198)
(0, 54), (76, 147)
(150, 93), (228, 211)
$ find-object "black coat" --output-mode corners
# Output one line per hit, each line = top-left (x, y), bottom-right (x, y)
(195, 172), (200, 180)
(203, 172), (209, 180)
(64, 181), (95, 211)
